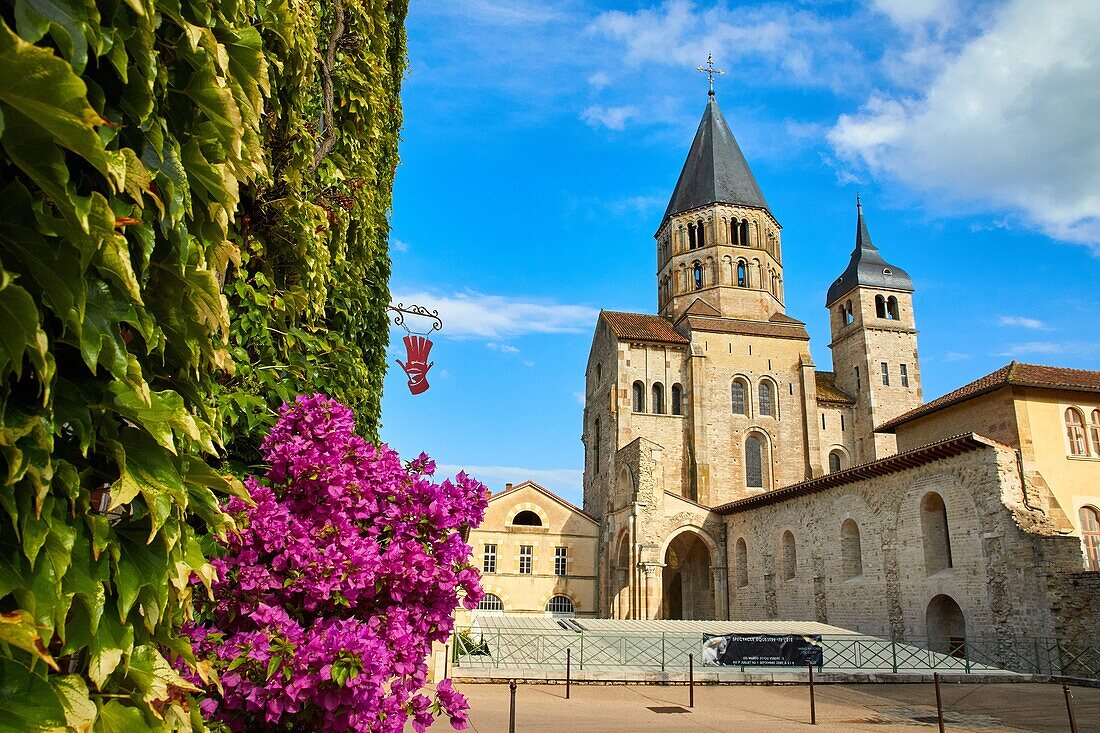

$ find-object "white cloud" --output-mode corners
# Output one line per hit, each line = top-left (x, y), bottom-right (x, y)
(572, 391), (585, 405)
(523, 360), (535, 367)
(998, 316), (1048, 330)
(871, 0), (953, 28)
(391, 238), (410, 252)
(944, 352), (972, 361)
(436, 464), (584, 499)
(829, 0), (1100, 250)
(581, 104), (638, 130)
(390, 290), (598, 340)
(999, 341), (1100, 357)
(586, 1), (861, 91)
(588, 71), (612, 89)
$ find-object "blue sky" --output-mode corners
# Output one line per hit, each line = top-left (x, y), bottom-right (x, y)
(380, 0), (1100, 505)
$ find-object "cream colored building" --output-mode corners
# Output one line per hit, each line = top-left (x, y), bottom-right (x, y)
(461, 481), (598, 624)
(579, 90), (1100, 642)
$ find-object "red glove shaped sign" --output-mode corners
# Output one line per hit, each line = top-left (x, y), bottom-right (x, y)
(396, 334), (434, 395)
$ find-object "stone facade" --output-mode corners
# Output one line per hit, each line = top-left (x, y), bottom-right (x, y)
(575, 93), (1100, 641)
(460, 482), (598, 624)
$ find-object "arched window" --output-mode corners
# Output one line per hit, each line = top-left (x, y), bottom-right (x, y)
(920, 492), (953, 574)
(845, 300), (854, 325)
(780, 530), (796, 580)
(926, 594), (966, 656)
(758, 381), (774, 417)
(595, 363), (602, 384)
(729, 219), (738, 245)
(1091, 410), (1100, 456)
(887, 296), (900, 320)
(651, 383), (665, 414)
(546, 595), (576, 617)
(828, 450), (843, 473)
(1066, 408), (1087, 456)
(731, 380), (747, 415)
(512, 510), (542, 527)
(737, 261), (747, 287)
(875, 294), (887, 318)
(632, 381), (645, 413)
(841, 519), (863, 579)
(688, 222), (697, 249)
(745, 435), (763, 488)
(735, 538), (748, 588)
(740, 219), (750, 247)
(696, 221), (705, 247)
(693, 261), (703, 290)
(671, 384), (683, 416)
(477, 594), (504, 612)
(593, 418), (600, 472)
(1081, 506), (1100, 571)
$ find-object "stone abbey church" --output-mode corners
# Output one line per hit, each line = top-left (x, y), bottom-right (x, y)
(571, 92), (1100, 643)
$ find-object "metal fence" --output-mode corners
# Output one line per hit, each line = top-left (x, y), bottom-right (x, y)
(452, 627), (1100, 679)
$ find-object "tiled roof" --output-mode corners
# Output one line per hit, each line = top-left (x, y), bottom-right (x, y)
(681, 298), (723, 317)
(683, 316), (809, 341)
(714, 433), (1000, 515)
(602, 311), (689, 345)
(489, 480), (599, 523)
(878, 362), (1100, 432)
(815, 371), (855, 405)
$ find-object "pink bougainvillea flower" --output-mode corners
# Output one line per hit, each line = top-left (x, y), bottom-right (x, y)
(188, 395), (487, 732)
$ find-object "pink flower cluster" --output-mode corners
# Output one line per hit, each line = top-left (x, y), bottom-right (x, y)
(190, 394), (487, 732)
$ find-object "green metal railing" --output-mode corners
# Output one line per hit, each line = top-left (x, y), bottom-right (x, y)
(451, 628), (1100, 679)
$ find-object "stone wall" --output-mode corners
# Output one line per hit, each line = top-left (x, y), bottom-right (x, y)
(1046, 571), (1100, 643)
(724, 442), (1080, 640)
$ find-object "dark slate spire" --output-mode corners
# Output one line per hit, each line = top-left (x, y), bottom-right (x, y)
(825, 196), (914, 307)
(661, 96), (771, 227)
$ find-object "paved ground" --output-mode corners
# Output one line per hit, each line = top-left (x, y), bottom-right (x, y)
(412, 682), (1099, 732)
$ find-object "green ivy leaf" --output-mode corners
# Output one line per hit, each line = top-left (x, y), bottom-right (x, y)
(0, 658), (67, 733)
(91, 700), (146, 733)
(0, 20), (108, 180)
(0, 611), (57, 670)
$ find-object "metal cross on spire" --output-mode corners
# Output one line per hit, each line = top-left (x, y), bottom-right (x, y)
(697, 53), (724, 96)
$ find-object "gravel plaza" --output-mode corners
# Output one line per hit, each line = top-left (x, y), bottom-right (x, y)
(410, 681), (1100, 733)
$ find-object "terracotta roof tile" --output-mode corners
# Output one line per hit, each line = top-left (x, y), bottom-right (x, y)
(683, 316), (809, 341)
(714, 433), (1000, 514)
(815, 371), (855, 405)
(601, 311), (689, 345)
(879, 362), (1100, 432)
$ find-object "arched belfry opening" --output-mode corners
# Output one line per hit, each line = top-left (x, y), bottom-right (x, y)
(662, 530), (716, 620)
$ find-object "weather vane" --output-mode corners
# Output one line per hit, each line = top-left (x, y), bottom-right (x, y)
(697, 53), (724, 96)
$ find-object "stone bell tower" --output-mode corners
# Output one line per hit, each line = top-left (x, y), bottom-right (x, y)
(826, 198), (922, 464)
(655, 93), (785, 323)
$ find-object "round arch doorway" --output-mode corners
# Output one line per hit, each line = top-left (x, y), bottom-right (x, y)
(926, 594), (966, 657)
(662, 530), (715, 620)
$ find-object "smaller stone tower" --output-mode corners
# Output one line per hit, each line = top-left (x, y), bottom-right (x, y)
(826, 198), (922, 463)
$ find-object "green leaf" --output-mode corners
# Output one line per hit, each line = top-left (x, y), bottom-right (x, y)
(91, 700), (146, 733)
(125, 644), (198, 712)
(0, 282), (48, 381)
(0, 19), (108, 179)
(0, 610), (57, 670)
(53, 674), (97, 733)
(108, 433), (185, 538)
(0, 658), (67, 733)
(87, 610), (132, 691)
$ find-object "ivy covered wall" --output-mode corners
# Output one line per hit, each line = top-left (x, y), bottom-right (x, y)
(0, 0), (405, 727)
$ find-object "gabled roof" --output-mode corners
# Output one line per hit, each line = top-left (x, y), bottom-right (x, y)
(681, 315), (809, 341)
(661, 96), (771, 228)
(681, 298), (723, 317)
(714, 433), (1001, 514)
(878, 362), (1100, 432)
(815, 371), (855, 405)
(825, 199), (913, 307)
(601, 310), (689, 345)
(488, 480), (598, 524)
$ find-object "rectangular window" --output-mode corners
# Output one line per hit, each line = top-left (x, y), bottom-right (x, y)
(519, 545), (533, 574)
(841, 414), (845, 431)
(900, 364), (910, 388)
(881, 362), (890, 386)
(855, 366), (861, 392)
(821, 414), (826, 430)
(483, 544), (497, 574)
(554, 547), (568, 577)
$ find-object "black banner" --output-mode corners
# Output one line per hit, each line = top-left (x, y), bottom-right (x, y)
(702, 633), (824, 667)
